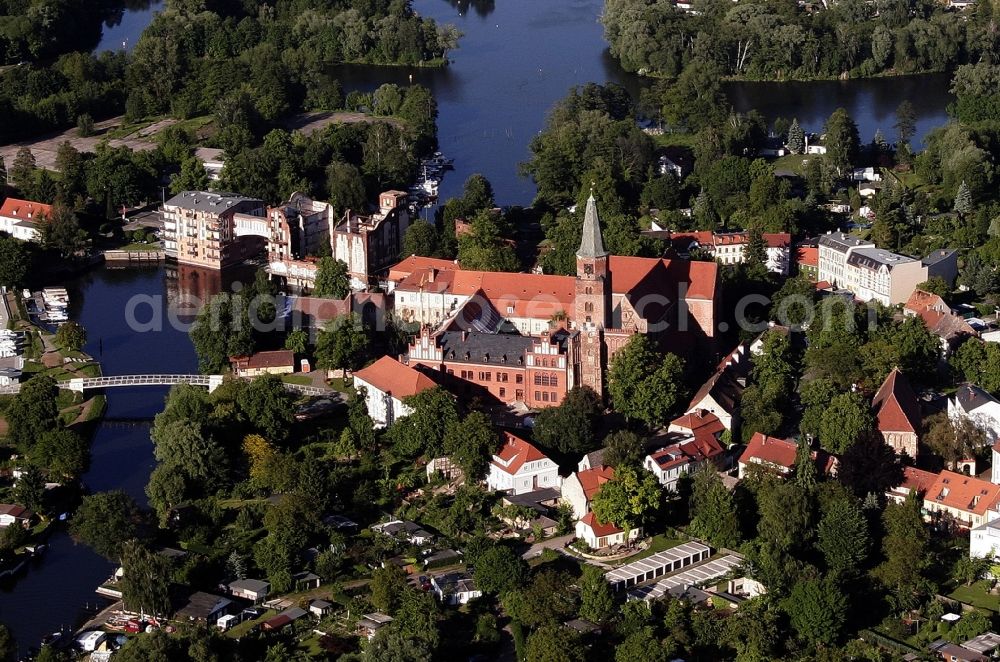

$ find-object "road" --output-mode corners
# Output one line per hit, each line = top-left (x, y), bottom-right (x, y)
(521, 534), (574, 560)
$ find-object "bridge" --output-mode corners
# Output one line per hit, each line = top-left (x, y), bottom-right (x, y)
(0, 375), (328, 397)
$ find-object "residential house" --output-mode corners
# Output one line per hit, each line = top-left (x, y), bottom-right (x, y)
(668, 410), (725, 440)
(561, 465), (615, 519)
(577, 449), (607, 472)
(886, 466), (938, 505)
(228, 578), (269, 603)
(370, 520), (434, 546)
(950, 384), (1000, 441)
(970, 517), (1000, 561)
(0, 197), (53, 242)
(162, 191), (266, 269)
(229, 350), (296, 378)
(0, 504), (31, 528)
(817, 231), (957, 306)
(961, 632), (1000, 658)
(930, 640), (989, 662)
(576, 512), (641, 550)
(175, 592), (232, 623)
(668, 230), (791, 275)
(430, 572), (482, 605)
(796, 245), (818, 281)
(353, 355), (438, 427)
(330, 191), (411, 290)
(386, 255), (460, 292)
(685, 344), (750, 432)
(485, 432), (560, 495)
(737, 433), (835, 479)
(358, 613), (393, 640)
(293, 571), (321, 591)
(644, 433), (725, 491)
(872, 368), (922, 458)
(262, 607), (307, 631)
(904, 289), (976, 356)
(923, 470), (1000, 529)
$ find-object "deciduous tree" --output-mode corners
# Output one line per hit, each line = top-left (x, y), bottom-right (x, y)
(70, 491), (144, 560)
(689, 464), (740, 549)
(120, 540), (172, 618)
(608, 335), (686, 427)
(55, 320), (86, 352)
(532, 386), (602, 455)
(313, 257), (350, 299)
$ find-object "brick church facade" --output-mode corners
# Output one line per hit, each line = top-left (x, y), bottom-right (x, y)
(402, 195), (719, 408)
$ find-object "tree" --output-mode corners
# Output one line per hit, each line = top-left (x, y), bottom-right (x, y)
(284, 329), (308, 355)
(616, 628), (668, 662)
(170, 156), (210, 195)
(189, 294), (254, 373)
(0, 235), (28, 289)
(0, 624), (13, 662)
(236, 374), (296, 444)
(313, 257), (350, 299)
(824, 108), (860, 177)
(874, 494), (931, 609)
(70, 491), (144, 560)
(689, 464), (740, 549)
(30, 428), (89, 479)
(120, 540), (171, 618)
(387, 386), (458, 457)
(54, 141), (85, 201)
(794, 439), (818, 492)
(608, 335), (686, 427)
(924, 412), (989, 468)
(442, 411), (500, 480)
(744, 227), (768, 278)
(817, 489), (869, 574)
(5, 374), (59, 452)
(578, 565), (614, 623)
(472, 545), (527, 596)
(757, 480), (813, 554)
(918, 276), (951, 300)
(602, 430), (645, 468)
(456, 210), (518, 272)
(365, 628), (432, 662)
(315, 314), (369, 374)
(782, 578), (847, 646)
(504, 569), (577, 628)
(525, 625), (584, 662)
(77, 113), (94, 137)
(39, 205), (87, 257)
(786, 118), (805, 154)
(321, 158), (365, 212)
(401, 222), (440, 259)
(370, 564), (409, 614)
(532, 386), (602, 455)
(55, 320), (86, 352)
(895, 100), (917, 145)
(954, 180), (973, 215)
(10, 147), (36, 194)
(151, 419), (227, 489)
(837, 433), (904, 499)
(591, 464), (661, 532)
(819, 392), (874, 454)
(13, 466), (45, 514)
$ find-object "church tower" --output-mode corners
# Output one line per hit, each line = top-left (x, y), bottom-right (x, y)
(574, 194), (610, 396)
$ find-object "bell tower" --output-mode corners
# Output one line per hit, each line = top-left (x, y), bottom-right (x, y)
(574, 193), (610, 396)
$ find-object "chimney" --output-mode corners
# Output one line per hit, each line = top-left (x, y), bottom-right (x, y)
(428, 268), (436, 283)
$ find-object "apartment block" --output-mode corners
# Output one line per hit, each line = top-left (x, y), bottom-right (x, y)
(163, 192), (265, 269)
(331, 191), (411, 290)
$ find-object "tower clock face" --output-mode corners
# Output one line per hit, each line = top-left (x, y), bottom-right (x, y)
(584, 264), (593, 275)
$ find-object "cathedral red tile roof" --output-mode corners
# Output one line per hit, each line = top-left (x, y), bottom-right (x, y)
(872, 368), (922, 435)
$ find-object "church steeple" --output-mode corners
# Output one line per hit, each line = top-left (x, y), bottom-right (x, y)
(577, 193), (609, 259)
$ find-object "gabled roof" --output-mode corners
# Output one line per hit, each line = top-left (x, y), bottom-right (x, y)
(796, 246), (818, 268)
(648, 432), (724, 471)
(955, 384), (999, 414)
(232, 350), (295, 370)
(917, 309), (976, 343)
(579, 511), (623, 537)
(926, 470), (1000, 516)
(739, 433), (835, 475)
(492, 432), (550, 475)
(670, 411), (725, 437)
(0, 198), (53, 223)
(0, 504), (28, 518)
(575, 466), (615, 500)
(872, 368), (922, 434)
(354, 356), (437, 400)
(905, 289), (949, 314)
(891, 466), (938, 497)
(388, 256), (459, 283)
(687, 344), (750, 415)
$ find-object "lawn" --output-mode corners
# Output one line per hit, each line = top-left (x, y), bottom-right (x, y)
(771, 153), (819, 176)
(225, 609), (275, 639)
(618, 534), (686, 563)
(948, 581), (1000, 612)
(653, 131), (697, 148)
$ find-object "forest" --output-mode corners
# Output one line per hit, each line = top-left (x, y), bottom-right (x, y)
(0, 0), (459, 142)
(603, 0), (996, 81)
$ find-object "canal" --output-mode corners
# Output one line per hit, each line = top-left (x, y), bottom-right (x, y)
(0, 0), (957, 654)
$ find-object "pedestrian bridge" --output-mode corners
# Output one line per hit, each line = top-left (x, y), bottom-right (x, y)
(0, 375), (328, 396)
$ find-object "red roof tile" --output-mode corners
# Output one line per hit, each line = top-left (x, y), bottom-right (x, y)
(796, 246), (818, 268)
(0, 504), (27, 517)
(354, 356), (437, 399)
(739, 433), (835, 474)
(576, 466), (615, 500)
(579, 511), (623, 537)
(492, 432), (549, 475)
(231, 350), (295, 370)
(0, 198), (52, 224)
(670, 411), (725, 436)
(894, 466), (938, 496)
(926, 470), (1000, 516)
(387, 256), (459, 283)
(872, 368), (922, 435)
(904, 289), (949, 314)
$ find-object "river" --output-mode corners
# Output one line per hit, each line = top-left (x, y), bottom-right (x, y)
(0, 265), (200, 657)
(0, 0), (954, 654)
